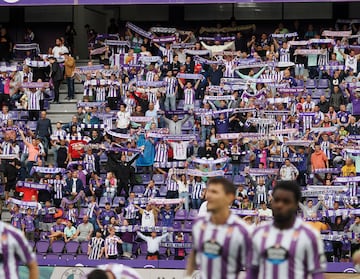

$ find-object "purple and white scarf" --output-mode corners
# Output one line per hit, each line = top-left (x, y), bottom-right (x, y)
(194, 56), (223, 65)
(30, 166), (66, 175)
(192, 157), (229, 165)
(199, 36), (235, 42)
(105, 40), (131, 47)
(152, 35), (177, 43)
(270, 128), (298, 135)
(90, 47), (106, 56)
(136, 80), (166, 87)
(322, 30), (352, 37)
(288, 40), (310, 46)
(138, 56), (162, 65)
(22, 82), (49, 88)
(75, 65), (104, 73)
(164, 134), (196, 141)
(77, 101), (107, 107)
(8, 198), (39, 208)
(311, 126), (338, 133)
(308, 38), (335, 45)
(271, 32), (298, 38)
(150, 27), (177, 34)
(14, 43), (40, 51)
(283, 140), (313, 147)
(176, 73), (204, 80)
(16, 181), (50, 191)
(335, 176), (360, 183)
(204, 95), (235, 101)
(313, 168), (340, 174)
(186, 169), (224, 177)
(172, 43), (196, 49)
(148, 198), (184, 205)
(125, 22), (153, 39)
(130, 116), (153, 123)
(183, 49), (211, 56)
(294, 49), (324, 55)
(106, 129), (134, 139)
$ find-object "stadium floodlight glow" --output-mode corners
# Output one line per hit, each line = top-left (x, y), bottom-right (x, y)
(3, 0), (20, 3)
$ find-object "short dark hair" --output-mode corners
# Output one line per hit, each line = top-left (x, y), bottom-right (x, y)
(273, 180), (302, 203)
(207, 177), (236, 196)
(87, 269), (107, 279)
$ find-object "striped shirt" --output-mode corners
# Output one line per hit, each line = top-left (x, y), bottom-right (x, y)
(318, 49), (329, 66)
(146, 71), (156, 82)
(154, 142), (168, 162)
(279, 47), (290, 63)
(105, 235), (121, 256)
(88, 236), (104, 260)
(0, 221), (36, 279)
(52, 129), (67, 139)
(96, 87), (106, 102)
(251, 218), (326, 279)
(26, 90), (41, 110)
(1, 142), (13, 155)
(87, 202), (99, 219)
(159, 46), (173, 63)
(224, 60), (235, 78)
(108, 80), (120, 98)
(97, 264), (142, 279)
(192, 181), (206, 199)
(84, 154), (96, 173)
(83, 80), (94, 97)
(164, 76), (177, 95)
(124, 203), (137, 220)
(184, 88), (195, 105)
(320, 140), (331, 160)
(0, 112), (10, 122)
(192, 213), (251, 279)
(166, 176), (179, 192)
(52, 179), (66, 199)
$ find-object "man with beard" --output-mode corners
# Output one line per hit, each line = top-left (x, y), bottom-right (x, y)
(248, 180), (326, 279)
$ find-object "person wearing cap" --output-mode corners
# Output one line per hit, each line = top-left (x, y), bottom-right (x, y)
(64, 52), (76, 100)
(49, 56), (63, 103)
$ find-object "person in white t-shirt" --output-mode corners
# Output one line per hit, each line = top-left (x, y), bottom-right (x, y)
(51, 38), (69, 59)
(134, 204), (157, 227)
(257, 201), (273, 224)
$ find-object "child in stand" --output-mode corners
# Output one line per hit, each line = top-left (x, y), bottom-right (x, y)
(63, 203), (78, 225)
(104, 226), (123, 259)
(174, 232), (186, 260)
(120, 219), (136, 259)
(88, 229), (104, 260)
(22, 208), (35, 241)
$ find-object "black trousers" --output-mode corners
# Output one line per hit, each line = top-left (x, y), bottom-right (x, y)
(53, 80), (61, 102)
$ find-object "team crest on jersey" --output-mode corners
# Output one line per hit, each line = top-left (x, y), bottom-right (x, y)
(265, 245), (289, 265)
(203, 240), (222, 259)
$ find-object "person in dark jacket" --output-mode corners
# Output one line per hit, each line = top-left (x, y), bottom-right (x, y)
(325, 215), (350, 261)
(49, 56), (63, 103)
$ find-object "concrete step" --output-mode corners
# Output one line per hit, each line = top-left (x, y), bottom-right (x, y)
(48, 102), (77, 113)
(48, 114), (74, 124)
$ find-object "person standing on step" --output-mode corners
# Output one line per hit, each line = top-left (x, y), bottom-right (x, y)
(49, 56), (63, 104)
(64, 52), (76, 100)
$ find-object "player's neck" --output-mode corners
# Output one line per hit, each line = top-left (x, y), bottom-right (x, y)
(210, 208), (231, 225)
(274, 215), (296, 230)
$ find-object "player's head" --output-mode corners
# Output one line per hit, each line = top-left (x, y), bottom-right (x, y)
(206, 177), (236, 212)
(272, 180), (301, 223)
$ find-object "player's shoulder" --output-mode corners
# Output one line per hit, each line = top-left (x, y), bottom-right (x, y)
(252, 221), (272, 236)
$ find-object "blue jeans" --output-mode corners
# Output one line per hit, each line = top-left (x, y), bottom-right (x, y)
(179, 192), (190, 212)
(201, 126), (211, 142)
(192, 198), (202, 209)
(67, 77), (75, 99)
(165, 94), (176, 111)
(122, 242), (133, 254)
(231, 164), (240, 182)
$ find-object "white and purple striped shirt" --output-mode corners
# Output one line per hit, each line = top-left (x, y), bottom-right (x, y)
(146, 71), (156, 82)
(0, 221), (36, 279)
(166, 176), (178, 192)
(164, 76), (177, 95)
(96, 87), (107, 102)
(108, 80), (120, 98)
(84, 154), (96, 173)
(105, 235), (121, 256)
(52, 179), (66, 199)
(26, 90), (41, 110)
(224, 60), (235, 78)
(184, 88), (195, 105)
(192, 213), (251, 279)
(83, 80), (94, 97)
(154, 142), (168, 162)
(159, 46), (173, 63)
(251, 218), (326, 279)
(192, 181), (206, 199)
(279, 47), (290, 63)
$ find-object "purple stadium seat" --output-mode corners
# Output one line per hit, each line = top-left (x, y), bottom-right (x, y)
(172, 221), (182, 231)
(233, 175), (245, 185)
(187, 209), (198, 220)
(133, 185), (144, 194)
(317, 79), (329, 89)
(175, 209), (187, 221)
(51, 240), (65, 254)
(99, 152), (108, 163)
(113, 196), (125, 206)
(153, 174), (165, 185)
(139, 242), (148, 255)
(65, 241), (80, 254)
(20, 110), (29, 120)
(295, 79), (304, 88)
(306, 79), (316, 89)
(312, 89), (326, 98)
(183, 221), (193, 232)
(177, 100), (184, 110)
(79, 208), (88, 219)
(27, 121), (37, 130)
(140, 174), (151, 184)
(99, 197), (112, 208)
(8, 111), (18, 120)
(80, 241), (89, 254)
(36, 240), (50, 254)
(159, 186), (167, 197)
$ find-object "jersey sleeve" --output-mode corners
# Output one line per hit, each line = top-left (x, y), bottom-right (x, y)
(306, 229), (327, 275)
(11, 228), (36, 264)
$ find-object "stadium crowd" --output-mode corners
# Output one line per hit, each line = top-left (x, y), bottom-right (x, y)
(0, 19), (360, 263)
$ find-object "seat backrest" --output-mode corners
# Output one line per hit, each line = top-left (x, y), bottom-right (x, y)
(36, 240), (50, 253)
(65, 241), (79, 254)
(51, 240), (65, 253)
